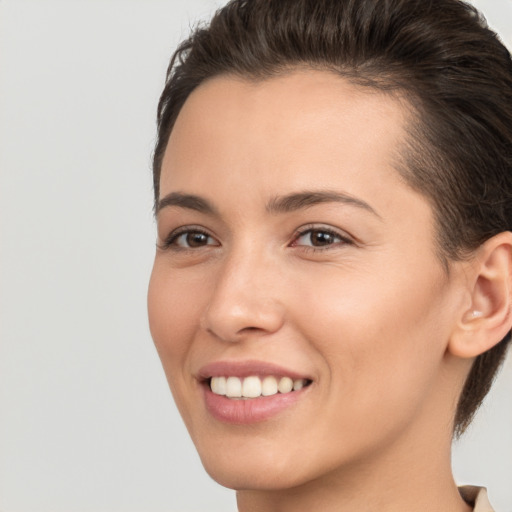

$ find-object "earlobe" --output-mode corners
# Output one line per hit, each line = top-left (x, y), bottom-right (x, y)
(448, 231), (512, 359)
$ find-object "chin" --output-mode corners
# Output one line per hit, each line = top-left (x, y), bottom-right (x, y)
(197, 435), (358, 494)
(194, 437), (315, 491)
(201, 459), (310, 491)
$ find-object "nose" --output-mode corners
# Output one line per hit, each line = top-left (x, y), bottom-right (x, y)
(200, 248), (285, 343)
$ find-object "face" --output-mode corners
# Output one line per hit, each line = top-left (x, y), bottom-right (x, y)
(148, 71), (467, 490)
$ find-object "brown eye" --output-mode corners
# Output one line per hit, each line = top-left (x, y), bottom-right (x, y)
(167, 230), (219, 249)
(309, 230), (338, 246)
(186, 232), (210, 247)
(294, 228), (344, 247)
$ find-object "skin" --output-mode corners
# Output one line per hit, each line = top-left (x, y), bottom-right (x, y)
(148, 70), (476, 512)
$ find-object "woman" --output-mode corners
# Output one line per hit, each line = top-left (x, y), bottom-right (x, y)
(147, 0), (512, 510)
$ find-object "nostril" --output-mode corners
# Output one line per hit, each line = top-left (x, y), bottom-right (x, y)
(200, 292), (286, 343)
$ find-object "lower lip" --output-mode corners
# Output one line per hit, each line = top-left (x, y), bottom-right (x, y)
(203, 385), (307, 424)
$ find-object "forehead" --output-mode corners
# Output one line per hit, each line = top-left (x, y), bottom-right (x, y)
(161, 70), (412, 207)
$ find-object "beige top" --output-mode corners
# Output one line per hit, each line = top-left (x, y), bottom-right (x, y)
(459, 486), (495, 512)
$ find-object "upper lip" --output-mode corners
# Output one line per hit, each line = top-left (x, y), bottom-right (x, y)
(197, 360), (312, 381)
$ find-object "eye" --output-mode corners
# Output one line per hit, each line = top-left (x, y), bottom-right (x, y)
(291, 227), (352, 249)
(161, 228), (219, 250)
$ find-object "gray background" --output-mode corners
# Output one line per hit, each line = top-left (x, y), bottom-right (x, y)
(0, 1), (511, 511)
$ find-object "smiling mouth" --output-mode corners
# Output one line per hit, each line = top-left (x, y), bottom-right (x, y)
(208, 375), (312, 399)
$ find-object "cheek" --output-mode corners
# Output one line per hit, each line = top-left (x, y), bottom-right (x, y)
(292, 260), (451, 418)
(147, 262), (203, 369)
(147, 261), (212, 434)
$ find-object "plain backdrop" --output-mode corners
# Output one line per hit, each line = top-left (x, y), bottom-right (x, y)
(0, 1), (511, 511)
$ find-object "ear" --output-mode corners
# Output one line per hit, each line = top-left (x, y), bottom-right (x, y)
(448, 231), (512, 359)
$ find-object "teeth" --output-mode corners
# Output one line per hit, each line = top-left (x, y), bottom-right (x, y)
(242, 376), (262, 398)
(278, 376), (293, 393)
(210, 375), (309, 399)
(293, 379), (304, 391)
(261, 376), (278, 396)
(211, 376), (226, 395)
(226, 376), (242, 398)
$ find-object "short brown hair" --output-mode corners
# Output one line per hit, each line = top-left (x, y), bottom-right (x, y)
(153, 0), (512, 435)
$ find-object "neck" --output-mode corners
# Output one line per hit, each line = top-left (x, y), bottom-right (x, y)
(237, 411), (472, 512)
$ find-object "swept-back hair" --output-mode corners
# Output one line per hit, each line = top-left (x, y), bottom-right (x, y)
(153, 0), (512, 435)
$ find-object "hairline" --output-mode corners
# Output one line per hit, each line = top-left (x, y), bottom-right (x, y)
(154, 65), (459, 271)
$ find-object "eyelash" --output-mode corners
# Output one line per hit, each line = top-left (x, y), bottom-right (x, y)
(158, 226), (218, 251)
(290, 225), (354, 251)
(158, 225), (354, 252)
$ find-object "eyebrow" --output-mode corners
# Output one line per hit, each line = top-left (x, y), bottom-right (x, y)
(156, 189), (380, 218)
(157, 192), (219, 216)
(266, 190), (381, 218)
